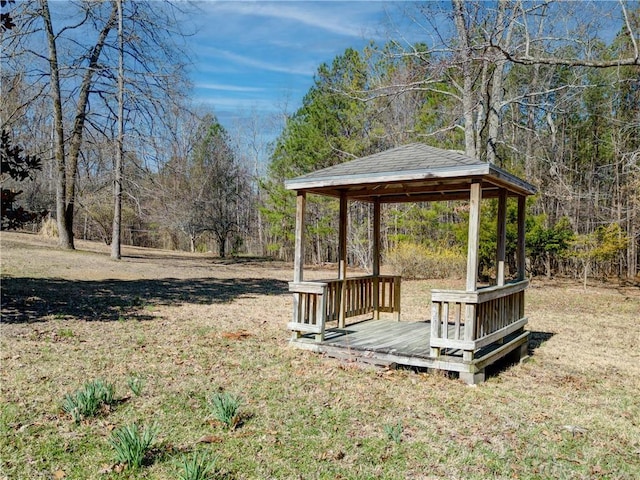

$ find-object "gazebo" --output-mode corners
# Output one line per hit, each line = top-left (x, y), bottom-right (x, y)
(285, 143), (537, 384)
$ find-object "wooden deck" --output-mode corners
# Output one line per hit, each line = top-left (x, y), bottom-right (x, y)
(290, 319), (529, 382)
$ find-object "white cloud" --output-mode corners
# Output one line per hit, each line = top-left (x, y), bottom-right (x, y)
(199, 1), (382, 39)
(196, 83), (265, 93)
(193, 95), (281, 113)
(198, 47), (317, 76)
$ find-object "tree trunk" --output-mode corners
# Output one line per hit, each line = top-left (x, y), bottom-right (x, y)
(452, 0), (477, 159)
(218, 234), (226, 258)
(111, 0), (124, 260)
(545, 252), (552, 278)
(41, 0), (118, 250)
(41, 0), (72, 249)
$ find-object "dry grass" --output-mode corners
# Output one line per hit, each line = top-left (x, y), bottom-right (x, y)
(1, 231), (639, 479)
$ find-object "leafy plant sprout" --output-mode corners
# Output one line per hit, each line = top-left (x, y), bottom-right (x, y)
(383, 421), (403, 444)
(127, 375), (144, 396)
(109, 422), (157, 470)
(62, 379), (116, 424)
(178, 451), (217, 480)
(208, 391), (242, 430)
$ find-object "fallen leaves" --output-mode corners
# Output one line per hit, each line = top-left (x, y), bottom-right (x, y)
(197, 434), (224, 444)
(98, 463), (126, 475)
(317, 449), (346, 461)
(562, 424), (588, 436)
(221, 330), (253, 341)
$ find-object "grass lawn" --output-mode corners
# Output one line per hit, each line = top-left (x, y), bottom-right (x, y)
(1, 231), (639, 479)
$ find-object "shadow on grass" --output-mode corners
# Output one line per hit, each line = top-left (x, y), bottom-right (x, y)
(528, 330), (555, 353)
(1, 276), (288, 323)
(483, 330), (555, 380)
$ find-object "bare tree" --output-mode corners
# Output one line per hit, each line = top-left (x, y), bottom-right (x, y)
(111, 0), (124, 259)
(2, 0), (191, 249)
(150, 111), (251, 256)
(43, 0), (116, 249)
(367, 1), (639, 163)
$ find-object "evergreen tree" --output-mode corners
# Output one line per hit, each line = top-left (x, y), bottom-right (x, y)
(1, 129), (46, 229)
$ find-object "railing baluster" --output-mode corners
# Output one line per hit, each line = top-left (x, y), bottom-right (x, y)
(442, 302), (450, 341)
(454, 303), (461, 340)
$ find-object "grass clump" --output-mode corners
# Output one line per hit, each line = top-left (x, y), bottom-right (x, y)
(383, 421), (403, 444)
(62, 378), (115, 423)
(178, 451), (217, 480)
(208, 391), (242, 430)
(109, 422), (157, 470)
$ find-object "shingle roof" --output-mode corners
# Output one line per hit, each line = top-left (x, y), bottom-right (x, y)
(292, 143), (482, 180)
(285, 143), (536, 202)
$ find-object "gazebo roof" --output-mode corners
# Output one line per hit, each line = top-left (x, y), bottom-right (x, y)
(285, 143), (537, 202)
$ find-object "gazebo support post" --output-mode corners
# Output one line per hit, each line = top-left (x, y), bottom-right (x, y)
(292, 191), (306, 339)
(372, 198), (381, 320)
(466, 181), (482, 292)
(464, 181), (482, 363)
(517, 195), (526, 281)
(460, 370), (486, 385)
(515, 194), (530, 363)
(338, 192), (348, 328)
(496, 188), (507, 286)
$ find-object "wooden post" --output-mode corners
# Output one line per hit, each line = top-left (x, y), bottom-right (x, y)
(430, 301), (441, 358)
(460, 369), (485, 385)
(466, 182), (482, 292)
(464, 182), (482, 356)
(393, 276), (401, 321)
(315, 286), (327, 342)
(338, 192), (348, 328)
(517, 195), (526, 281)
(373, 198), (381, 320)
(294, 191), (306, 283)
(496, 188), (507, 286)
(292, 191), (306, 338)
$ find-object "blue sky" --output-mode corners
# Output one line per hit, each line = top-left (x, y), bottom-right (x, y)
(188, 1), (398, 130)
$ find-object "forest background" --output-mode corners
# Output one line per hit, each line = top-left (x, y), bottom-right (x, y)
(1, 0), (639, 282)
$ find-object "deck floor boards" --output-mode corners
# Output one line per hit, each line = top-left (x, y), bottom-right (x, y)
(298, 320), (434, 358)
(291, 319), (529, 376)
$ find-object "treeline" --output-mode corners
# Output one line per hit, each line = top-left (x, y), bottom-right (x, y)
(1, 1), (638, 281)
(263, 2), (640, 281)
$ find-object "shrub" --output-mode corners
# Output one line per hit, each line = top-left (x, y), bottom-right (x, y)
(178, 451), (217, 480)
(385, 242), (465, 279)
(109, 422), (157, 469)
(62, 379), (116, 423)
(208, 392), (242, 430)
(39, 217), (58, 238)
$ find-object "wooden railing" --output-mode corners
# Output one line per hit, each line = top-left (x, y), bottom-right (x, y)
(288, 275), (401, 340)
(430, 280), (528, 360)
